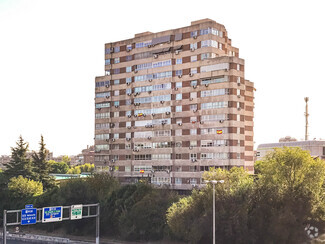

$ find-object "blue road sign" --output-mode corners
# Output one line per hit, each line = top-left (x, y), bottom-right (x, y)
(25, 204), (33, 209)
(42, 206), (63, 223)
(21, 208), (37, 225)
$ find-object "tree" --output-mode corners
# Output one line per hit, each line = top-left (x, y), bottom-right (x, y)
(49, 160), (69, 174)
(62, 155), (71, 165)
(8, 175), (43, 198)
(32, 135), (55, 190)
(5, 135), (34, 180)
(67, 166), (81, 174)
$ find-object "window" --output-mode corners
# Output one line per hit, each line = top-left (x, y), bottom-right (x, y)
(237, 64), (240, 71)
(201, 40), (218, 48)
(126, 44), (132, 51)
(114, 57), (120, 64)
(190, 43), (197, 50)
(114, 46), (120, 53)
(114, 101), (120, 106)
(237, 153), (241, 159)
(219, 43), (223, 50)
(126, 155), (131, 160)
(105, 70), (110, 76)
(190, 104), (197, 111)
(126, 55), (132, 61)
(95, 103), (110, 109)
(114, 68), (120, 74)
(95, 134), (110, 140)
(105, 59), (110, 65)
(190, 68), (197, 74)
(190, 153), (197, 160)
(201, 76), (228, 85)
(126, 66), (132, 72)
(126, 77), (132, 84)
(201, 88), (228, 97)
(175, 129), (182, 136)
(190, 141), (197, 147)
(190, 80), (197, 87)
(113, 144), (119, 150)
(114, 79), (120, 85)
(95, 112), (110, 119)
(176, 58), (182, 64)
(114, 112), (119, 117)
(175, 70), (182, 76)
(175, 141), (182, 147)
(176, 154), (182, 160)
(189, 166), (196, 172)
(176, 94), (182, 100)
(190, 117), (197, 123)
(176, 82), (182, 88)
(95, 145), (109, 151)
(190, 129), (197, 135)
(114, 133), (119, 139)
(175, 178), (182, 184)
(190, 31), (197, 37)
(126, 110), (131, 116)
(201, 101), (228, 110)
(191, 55), (197, 62)
(125, 144), (131, 149)
(190, 178), (197, 184)
(201, 53), (217, 60)
(176, 105), (182, 112)
(126, 122), (131, 127)
(114, 90), (119, 96)
(125, 166), (131, 172)
(190, 92), (197, 99)
(126, 133), (131, 139)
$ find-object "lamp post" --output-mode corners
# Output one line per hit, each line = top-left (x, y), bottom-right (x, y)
(204, 180), (224, 244)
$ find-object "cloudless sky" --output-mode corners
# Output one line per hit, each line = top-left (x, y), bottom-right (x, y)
(1, 0), (325, 156)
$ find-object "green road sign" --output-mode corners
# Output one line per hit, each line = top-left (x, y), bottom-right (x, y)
(71, 204), (83, 220)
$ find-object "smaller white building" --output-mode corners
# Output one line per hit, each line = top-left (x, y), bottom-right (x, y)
(257, 136), (325, 160)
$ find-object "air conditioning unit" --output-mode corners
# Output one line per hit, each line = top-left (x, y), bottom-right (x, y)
(143, 113), (146, 117)
(190, 97), (194, 101)
(219, 120), (224, 123)
(160, 100), (165, 104)
(178, 75), (182, 78)
(237, 107), (241, 111)
(191, 159), (197, 162)
(127, 93), (131, 96)
(193, 109), (198, 112)
(147, 136), (152, 140)
(105, 95), (110, 99)
(105, 84), (110, 88)
(110, 123), (114, 127)
(127, 126), (131, 129)
(133, 148), (139, 152)
(97, 108), (101, 110)
(128, 114), (131, 118)
(154, 54), (158, 59)
(134, 70), (138, 73)
(148, 45), (152, 48)
(237, 82), (241, 86)
(133, 126), (137, 129)
(111, 159), (115, 163)
(192, 85), (197, 89)
(127, 82), (131, 86)
(162, 121), (166, 125)
(134, 114), (138, 117)
(205, 84), (209, 87)
(189, 146), (193, 149)
(166, 111), (170, 115)
(175, 50), (180, 55)
(189, 73), (194, 77)
(149, 79), (153, 82)
(148, 90), (152, 94)
(145, 125), (148, 128)
(152, 113), (155, 116)
(106, 139), (110, 142)
(136, 92), (140, 95)
(237, 95), (241, 98)
(193, 35), (197, 39)
(115, 105), (119, 108)
(126, 138), (131, 141)
(175, 87), (178, 91)
(112, 138), (115, 142)
(126, 48), (131, 52)
(191, 48), (195, 52)
(200, 121), (204, 124)
(178, 122), (182, 126)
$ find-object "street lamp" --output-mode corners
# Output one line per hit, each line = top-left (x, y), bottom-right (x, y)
(204, 180), (224, 244)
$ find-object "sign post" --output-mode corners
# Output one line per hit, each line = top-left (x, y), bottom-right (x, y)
(42, 206), (63, 223)
(21, 204), (37, 225)
(71, 205), (83, 220)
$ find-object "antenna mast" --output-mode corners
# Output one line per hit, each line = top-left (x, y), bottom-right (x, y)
(304, 97), (309, 140)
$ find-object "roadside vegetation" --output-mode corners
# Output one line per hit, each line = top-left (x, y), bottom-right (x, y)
(1, 136), (325, 243)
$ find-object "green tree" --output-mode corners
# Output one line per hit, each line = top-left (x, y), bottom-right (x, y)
(8, 175), (43, 198)
(62, 155), (71, 165)
(32, 135), (55, 190)
(79, 163), (95, 173)
(49, 160), (69, 174)
(5, 135), (34, 179)
(67, 166), (81, 174)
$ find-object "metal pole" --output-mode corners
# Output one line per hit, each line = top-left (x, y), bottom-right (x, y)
(3, 210), (6, 244)
(213, 183), (215, 244)
(96, 204), (100, 244)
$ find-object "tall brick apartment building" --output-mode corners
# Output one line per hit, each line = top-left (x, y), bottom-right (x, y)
(94, 19), (255, 190)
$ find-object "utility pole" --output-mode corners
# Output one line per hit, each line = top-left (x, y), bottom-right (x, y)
(304, 97), (309, 141)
